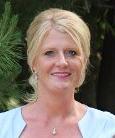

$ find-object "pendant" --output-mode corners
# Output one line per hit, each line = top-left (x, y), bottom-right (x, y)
(52, 127), (56, 135)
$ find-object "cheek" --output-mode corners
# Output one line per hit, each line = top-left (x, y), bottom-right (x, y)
(74, 63), (82, 78)
(36, 59), (53, 74)
(71, 57), (85, 85)
(72, 57), (84, 73)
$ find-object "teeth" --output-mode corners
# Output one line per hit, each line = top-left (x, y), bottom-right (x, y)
(52, 72), (70, 76)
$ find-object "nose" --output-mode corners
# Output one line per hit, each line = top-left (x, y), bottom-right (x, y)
(55, 52), (68, 68)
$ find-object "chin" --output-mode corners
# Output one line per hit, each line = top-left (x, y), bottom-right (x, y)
(52, 82), (72, 91)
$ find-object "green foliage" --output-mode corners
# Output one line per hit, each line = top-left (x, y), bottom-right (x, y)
(0, 2), (23, 111)
(0, 2), (22, 75)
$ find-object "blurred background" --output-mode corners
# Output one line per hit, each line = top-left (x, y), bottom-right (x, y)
(0, 0), (115, 114)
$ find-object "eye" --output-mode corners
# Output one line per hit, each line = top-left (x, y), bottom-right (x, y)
(65, 50), (77, 57)
(44, 50), (55, 57)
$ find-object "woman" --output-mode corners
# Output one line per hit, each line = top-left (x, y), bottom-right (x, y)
(0, 8), (115, 138)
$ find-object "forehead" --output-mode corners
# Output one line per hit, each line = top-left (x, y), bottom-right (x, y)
(40, 29), (80, 50)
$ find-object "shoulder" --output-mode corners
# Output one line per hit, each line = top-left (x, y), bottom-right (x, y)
(88, 107), (115, 137)
(88, 107), (115, 120)
(79, 106), (115, 138)
(0, 107), (21, 124)
(88, 107), (115, 124)
(0, 107), (25, 137)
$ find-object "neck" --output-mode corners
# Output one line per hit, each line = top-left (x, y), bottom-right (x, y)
(35, 86), (76, 118)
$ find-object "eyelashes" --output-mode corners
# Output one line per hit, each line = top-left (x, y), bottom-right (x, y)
(65, 50), (77, 57)
(44, 50), (78, 58)
(44, 51), (55, 56)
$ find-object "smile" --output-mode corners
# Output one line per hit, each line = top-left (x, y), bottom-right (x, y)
(51, 72), (71, 77)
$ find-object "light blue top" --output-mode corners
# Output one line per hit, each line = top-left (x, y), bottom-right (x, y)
(0, 106), (115, 138)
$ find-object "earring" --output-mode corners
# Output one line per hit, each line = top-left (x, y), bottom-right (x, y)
(75, 87), (79, 93)
(33, 71), (38, 81)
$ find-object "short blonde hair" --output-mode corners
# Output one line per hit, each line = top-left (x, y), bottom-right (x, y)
(26, 8), (91, 101)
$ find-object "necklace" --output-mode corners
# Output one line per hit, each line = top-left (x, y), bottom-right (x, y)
(52, 127), (57, 135)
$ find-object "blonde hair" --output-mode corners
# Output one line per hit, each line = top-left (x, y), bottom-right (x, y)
(26, 8), (91, 102)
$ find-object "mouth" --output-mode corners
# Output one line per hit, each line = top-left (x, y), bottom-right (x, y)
(51, 72), (71, 78)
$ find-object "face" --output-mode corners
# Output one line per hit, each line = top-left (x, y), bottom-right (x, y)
(33, 29), (85, 93)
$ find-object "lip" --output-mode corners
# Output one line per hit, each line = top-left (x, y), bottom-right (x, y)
(51, 72), (71, 77)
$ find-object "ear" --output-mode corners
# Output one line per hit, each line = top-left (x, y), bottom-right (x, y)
(32, 56), (37, 72)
